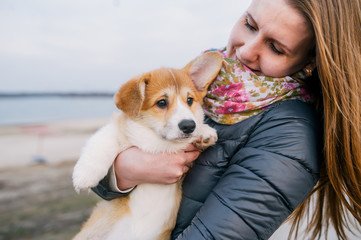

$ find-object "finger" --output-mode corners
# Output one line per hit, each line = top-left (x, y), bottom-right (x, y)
(184, 143), (199, 152)
(175, 175), (183, 183)
(166, 176), (181, 184)
(184, 151), (200, 165)
(169, 170), (184, 184)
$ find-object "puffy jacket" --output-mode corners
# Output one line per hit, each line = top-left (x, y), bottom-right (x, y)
(93, 100), (321, 240)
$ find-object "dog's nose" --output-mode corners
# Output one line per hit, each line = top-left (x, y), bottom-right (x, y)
(178, 120), (196, 134)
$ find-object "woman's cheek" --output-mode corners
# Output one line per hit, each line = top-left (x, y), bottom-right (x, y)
(261, 61), (284, 77)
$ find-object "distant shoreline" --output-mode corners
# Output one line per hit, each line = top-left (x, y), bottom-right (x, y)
(0, 92), (114, 98)
(0, 95), (116, 127)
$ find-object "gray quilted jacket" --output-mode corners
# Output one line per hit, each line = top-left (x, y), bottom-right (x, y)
(93, 100), (321, 240)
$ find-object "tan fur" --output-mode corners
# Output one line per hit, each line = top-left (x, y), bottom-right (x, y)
(114, 73), (149, 118)
(73, 51), (223, 240)
(74, 196), (131, 239)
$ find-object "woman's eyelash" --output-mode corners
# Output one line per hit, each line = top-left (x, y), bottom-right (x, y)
(270, 43), (284, 55)
(244, 18), (256, 31)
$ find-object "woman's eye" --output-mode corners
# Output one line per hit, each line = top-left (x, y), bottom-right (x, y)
(244, 18), (256, 31)
(270, 43), (284, 55)
(156, 99), (167, 109)
(187, 97), (194, 106)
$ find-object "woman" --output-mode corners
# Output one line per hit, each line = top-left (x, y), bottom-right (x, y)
(93, 0), (361, 239)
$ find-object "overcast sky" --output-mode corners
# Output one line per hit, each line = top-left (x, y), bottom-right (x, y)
(0, 0), (251, 92)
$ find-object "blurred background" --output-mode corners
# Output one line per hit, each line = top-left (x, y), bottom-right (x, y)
(0, 0), (359, 239)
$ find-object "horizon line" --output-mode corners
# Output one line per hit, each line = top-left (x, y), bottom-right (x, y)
(0, 91), (115, 98)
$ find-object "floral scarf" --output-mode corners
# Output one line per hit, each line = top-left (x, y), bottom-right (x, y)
(203, 49), (312, 125)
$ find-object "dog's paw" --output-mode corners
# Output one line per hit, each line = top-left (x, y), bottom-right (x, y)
(72, 162), (109, 193)
(194, 125), (218, 150)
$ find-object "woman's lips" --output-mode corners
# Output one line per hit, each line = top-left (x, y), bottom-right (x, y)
(243, 64), (255, 74)
(233, 56), (259, 74)
(241, 62), (262, 75)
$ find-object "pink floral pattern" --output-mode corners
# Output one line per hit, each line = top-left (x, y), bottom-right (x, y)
(203, 49), (312, 124)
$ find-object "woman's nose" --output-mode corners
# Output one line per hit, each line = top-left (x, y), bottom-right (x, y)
(239, 37), (261, 63)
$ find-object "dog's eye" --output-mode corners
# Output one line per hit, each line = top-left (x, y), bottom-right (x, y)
(187, 97), (194, 106)
(156, 99), (168, 109)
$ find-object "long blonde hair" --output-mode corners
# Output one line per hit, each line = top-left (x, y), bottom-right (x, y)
(286, 0), (361, 239)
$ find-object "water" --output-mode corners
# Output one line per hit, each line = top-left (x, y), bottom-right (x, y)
(0, 97), (118, 126)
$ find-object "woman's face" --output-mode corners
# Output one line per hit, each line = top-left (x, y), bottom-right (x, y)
(226, 0), (315, 77)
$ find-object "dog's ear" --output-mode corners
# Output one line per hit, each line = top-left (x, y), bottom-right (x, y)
(184, 51), (223, 95)
(114, 73), (150, 118)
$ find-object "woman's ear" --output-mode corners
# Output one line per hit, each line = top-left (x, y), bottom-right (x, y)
(114, 73), (149, 118)
(184, 51), (223, 95)
(303, 57), (317, 76)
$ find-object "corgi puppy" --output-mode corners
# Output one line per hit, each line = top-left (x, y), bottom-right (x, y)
(72, 51), (223, 240)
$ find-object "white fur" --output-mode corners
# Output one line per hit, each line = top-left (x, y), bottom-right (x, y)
(72, 119), (131, 192)
(107, 183), (179, 240)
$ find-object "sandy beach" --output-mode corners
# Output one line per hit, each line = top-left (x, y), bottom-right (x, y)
(0, 117), (360, 240)
(0, 118), (110, 169)
(0, 118), (108, 240)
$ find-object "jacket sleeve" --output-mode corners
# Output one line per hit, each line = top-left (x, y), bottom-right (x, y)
(92, 166), (135, 200)
(173, 101), (321, 240)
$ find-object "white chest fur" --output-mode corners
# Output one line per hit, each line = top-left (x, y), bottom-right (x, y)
(106, 118), (187, 240)
(107, 183), (179, 240)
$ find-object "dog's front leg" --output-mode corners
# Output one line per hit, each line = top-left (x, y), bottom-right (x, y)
(72, 122), (130, 192)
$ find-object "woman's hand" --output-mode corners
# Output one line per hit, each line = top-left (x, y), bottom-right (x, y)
(114, 144), (201, 190)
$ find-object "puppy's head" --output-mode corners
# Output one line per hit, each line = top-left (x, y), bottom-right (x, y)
(114, 51), (223, 141)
